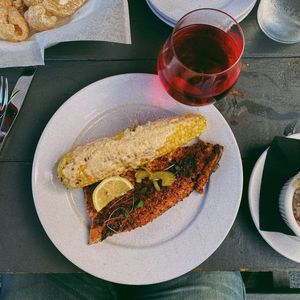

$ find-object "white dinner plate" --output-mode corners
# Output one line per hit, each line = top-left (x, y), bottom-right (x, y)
(32, 73), (243, 285)
(248, 133), (300, 263)
(146, 0), (175, 27)
(146, 0), (257, 27)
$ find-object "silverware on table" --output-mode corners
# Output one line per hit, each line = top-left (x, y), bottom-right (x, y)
(0, 76), (9, 127)
(0, 67), (36, 152)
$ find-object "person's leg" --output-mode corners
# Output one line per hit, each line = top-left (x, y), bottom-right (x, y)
(134, 271), (246, 300)
(0, 273), (118, 300)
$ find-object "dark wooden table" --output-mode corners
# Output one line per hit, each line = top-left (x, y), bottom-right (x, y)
(0, 1), (300, 274)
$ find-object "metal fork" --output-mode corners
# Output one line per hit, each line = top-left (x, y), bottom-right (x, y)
(0, 77), (9, 132)
(0, 76), (8, 121)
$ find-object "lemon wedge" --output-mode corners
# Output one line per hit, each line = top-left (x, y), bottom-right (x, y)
(92, 176), (134, 212)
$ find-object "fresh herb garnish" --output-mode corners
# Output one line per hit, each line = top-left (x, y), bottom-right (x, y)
(141, 187), (148, 194)
(120, 208), (130, 218)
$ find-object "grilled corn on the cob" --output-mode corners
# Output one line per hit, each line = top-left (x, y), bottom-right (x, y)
(57, 113), (207, 188)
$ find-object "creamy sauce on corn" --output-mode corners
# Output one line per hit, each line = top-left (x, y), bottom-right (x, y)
(59, 0), (69, 5)
(58, 114), (206, 188)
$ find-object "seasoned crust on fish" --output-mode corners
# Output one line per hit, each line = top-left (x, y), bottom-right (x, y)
(84, 140), (223, 244)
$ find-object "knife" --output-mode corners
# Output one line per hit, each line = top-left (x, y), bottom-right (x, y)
(0, 67), (36, 151)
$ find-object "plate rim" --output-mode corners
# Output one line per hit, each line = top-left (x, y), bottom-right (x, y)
(248, 133), (300, 263)
(32, 73), (243, 284)
(147, 0), (257, 25)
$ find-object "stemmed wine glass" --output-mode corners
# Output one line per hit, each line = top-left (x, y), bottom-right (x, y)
(157, 8), (245, 106)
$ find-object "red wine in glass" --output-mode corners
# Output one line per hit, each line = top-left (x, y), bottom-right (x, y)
(157, 9), (245, 106)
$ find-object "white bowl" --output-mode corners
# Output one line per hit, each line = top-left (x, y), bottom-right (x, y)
(279, 172), (300, 237)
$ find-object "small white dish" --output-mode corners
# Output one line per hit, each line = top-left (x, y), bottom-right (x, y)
(248, 133), (300, 263)
(279, 173), (300, 237)
(146, 0), (175, 27)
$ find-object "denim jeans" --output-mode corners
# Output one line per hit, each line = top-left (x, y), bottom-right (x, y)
(0, 271), (246, 300)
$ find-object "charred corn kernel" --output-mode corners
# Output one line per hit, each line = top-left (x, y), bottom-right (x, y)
(57, 113), (206, 188)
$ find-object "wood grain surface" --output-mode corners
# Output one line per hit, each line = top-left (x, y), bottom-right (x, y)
(0, 0), (299, 273)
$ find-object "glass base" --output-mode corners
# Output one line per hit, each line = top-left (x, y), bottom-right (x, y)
(257, 17), (300, 44)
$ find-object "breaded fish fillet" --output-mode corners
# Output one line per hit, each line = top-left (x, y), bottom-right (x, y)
(84, 140), (223, 244)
